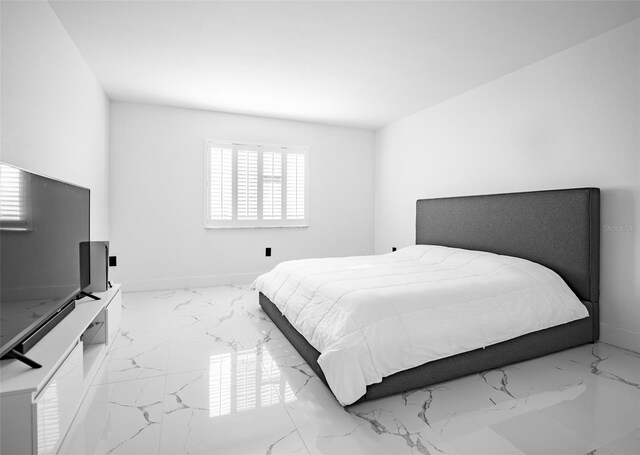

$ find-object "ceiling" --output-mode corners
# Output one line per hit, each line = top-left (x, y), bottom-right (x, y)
(49, 1), (640, 130)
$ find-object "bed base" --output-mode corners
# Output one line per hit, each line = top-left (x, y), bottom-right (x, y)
(259, 292), (597, 404)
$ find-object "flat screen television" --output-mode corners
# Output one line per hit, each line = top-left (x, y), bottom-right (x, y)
(0, 162), (90, 368)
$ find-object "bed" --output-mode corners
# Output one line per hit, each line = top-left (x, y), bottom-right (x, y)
(256, 188), (600, 405)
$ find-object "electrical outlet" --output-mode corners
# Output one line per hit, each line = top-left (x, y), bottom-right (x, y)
(392, 247), (397, 252)
(265, 247), (271, 257)
(109, 256), (117, 267)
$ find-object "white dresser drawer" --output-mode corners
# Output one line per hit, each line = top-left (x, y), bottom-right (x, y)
(34, 341), (84, 455)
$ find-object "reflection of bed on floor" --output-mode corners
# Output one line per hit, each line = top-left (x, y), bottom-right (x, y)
(255, 188), (600, 405)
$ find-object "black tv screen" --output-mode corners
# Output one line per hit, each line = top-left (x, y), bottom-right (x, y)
(0, 162), (90, 358)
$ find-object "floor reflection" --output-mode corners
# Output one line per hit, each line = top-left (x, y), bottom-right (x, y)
(262, 350), (297, 404)
(208, 353), (231, 417)
(207, 348), (296, 419)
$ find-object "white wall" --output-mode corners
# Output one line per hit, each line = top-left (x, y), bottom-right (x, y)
(1, 0), (110, 239)
(109, 102), (374, 290)
(374, 20), (640, 352)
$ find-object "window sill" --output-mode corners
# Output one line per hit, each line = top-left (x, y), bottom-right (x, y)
(204, 224), (309, 230)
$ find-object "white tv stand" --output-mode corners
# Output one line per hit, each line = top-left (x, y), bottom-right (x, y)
(0, 284), (121, 455)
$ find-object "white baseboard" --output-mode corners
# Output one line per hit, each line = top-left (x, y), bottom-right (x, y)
(120, 272), (264, 292)
(600, 323), (640, 353)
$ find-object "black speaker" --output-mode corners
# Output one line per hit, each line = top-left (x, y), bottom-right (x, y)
(80, 241), (110, 293)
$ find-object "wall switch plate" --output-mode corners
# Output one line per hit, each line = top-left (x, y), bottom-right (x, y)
(392, 247), (397, 252)
(265, 248), (272, 257)
(109, 256), (117, 267)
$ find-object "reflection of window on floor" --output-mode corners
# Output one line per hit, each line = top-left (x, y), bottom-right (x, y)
(261, 351), (296, 403)
(208, 348), (296, 418)
(209, 354), (231, 417)
(37, 381), (60, 454)
(236, 350), (257, 412)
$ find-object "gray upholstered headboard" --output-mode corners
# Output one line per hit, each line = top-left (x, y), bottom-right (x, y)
(416, 188), (600, 303)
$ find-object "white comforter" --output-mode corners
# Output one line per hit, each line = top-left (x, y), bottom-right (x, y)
(252, 245), (588, 405)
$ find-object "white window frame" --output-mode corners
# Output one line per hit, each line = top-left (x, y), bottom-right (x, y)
(204, 139), (309, 229)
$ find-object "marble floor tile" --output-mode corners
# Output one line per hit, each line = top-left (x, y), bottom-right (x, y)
(447, 427), (527, 455)
(266, 349), (459, 454)
(59, 376), (166, 455)
(593, 428), (640, 455)
(541, 343), (640, 392)
(92, 330), (170, 385)
(489, 411), (596, 454)
(159, 369), (308, 454)
(539, 376), (640, 448)
(60, 285), (640, 455)
(166, 336), (243, 375)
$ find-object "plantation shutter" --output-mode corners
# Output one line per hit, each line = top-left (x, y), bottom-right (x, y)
(286, 152), (305, 220)
(237, 149), (258, 220)
(209, 144), (233, 221)
(205, 140), (307, 227)
(262, 150), (282, 220)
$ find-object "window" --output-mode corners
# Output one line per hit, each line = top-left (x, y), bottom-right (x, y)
(204, 140), (308, 228)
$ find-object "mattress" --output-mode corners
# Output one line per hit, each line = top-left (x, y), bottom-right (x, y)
(251, 245), (589, 405)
